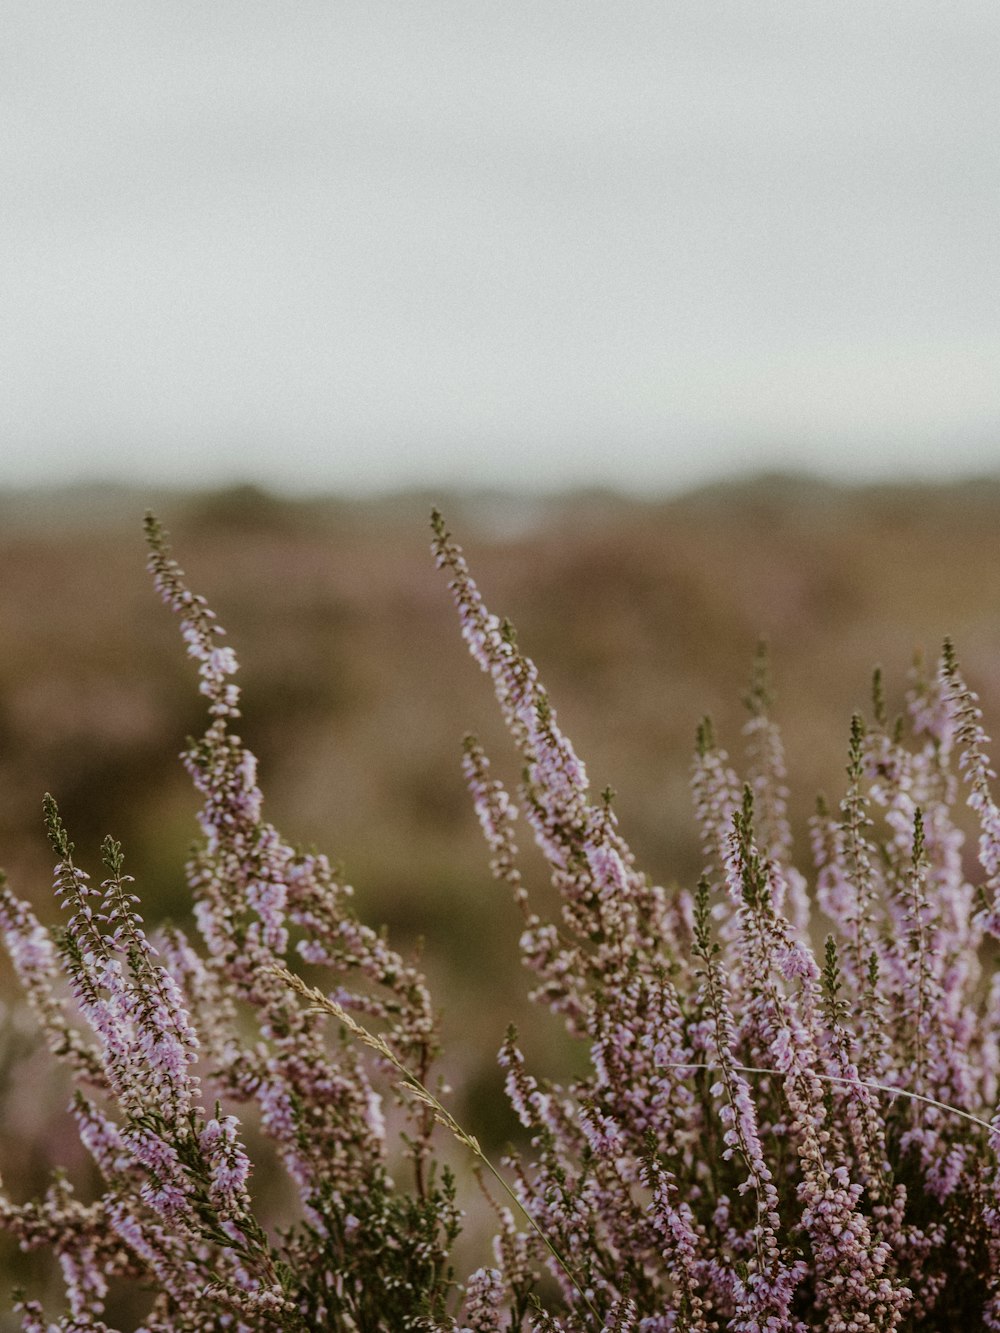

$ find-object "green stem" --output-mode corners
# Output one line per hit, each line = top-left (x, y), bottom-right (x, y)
(271, 966), (601, 1325)
(662, 1061), (993, 1135)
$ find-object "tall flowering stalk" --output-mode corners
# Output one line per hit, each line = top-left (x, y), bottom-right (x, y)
(3, 512), (1000, 1328)
(0, 517), (460, 1331)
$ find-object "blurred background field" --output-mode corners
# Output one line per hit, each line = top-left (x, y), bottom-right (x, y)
(3, 477), (1000, 1148)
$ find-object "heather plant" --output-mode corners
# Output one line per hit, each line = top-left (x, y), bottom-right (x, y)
(3, 513), (1000, 1328)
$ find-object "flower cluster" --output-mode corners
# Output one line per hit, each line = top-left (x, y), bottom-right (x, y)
(3, 511), (1000, 1329)
(0, 516), (456, 1331)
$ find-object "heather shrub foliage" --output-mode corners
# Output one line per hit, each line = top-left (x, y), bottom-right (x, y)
(3, 515), (1000, 1330)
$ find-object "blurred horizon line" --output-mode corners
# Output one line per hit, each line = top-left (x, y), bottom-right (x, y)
(3, 466), (1000, 535)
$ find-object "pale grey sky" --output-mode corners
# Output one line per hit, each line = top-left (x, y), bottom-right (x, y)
(4, 2), (1000, 494)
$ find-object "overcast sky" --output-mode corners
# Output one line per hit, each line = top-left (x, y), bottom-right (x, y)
(4, 3), (1000, 495)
